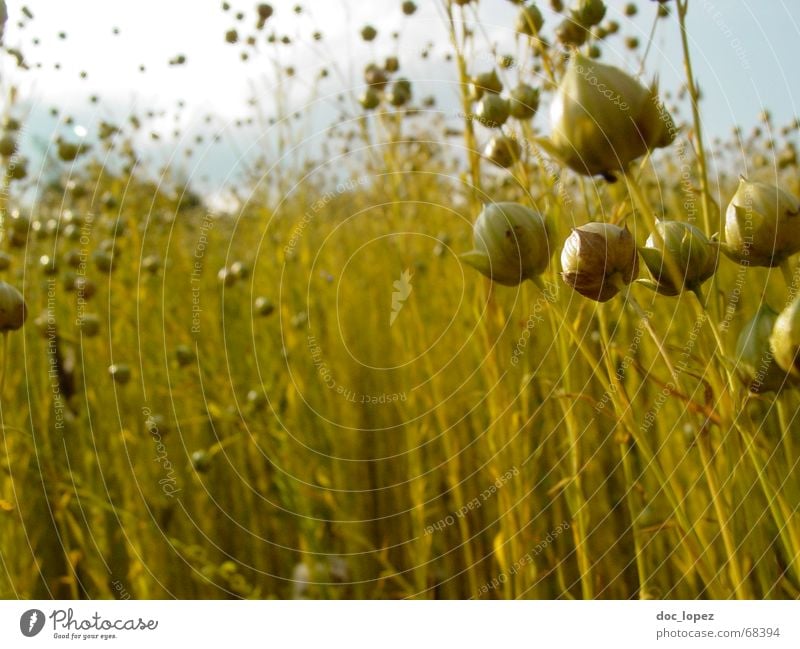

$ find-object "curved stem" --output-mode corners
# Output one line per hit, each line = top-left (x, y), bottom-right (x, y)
(691, 286), (736, 399)
(776, 398), (795, 467)
(0, 332), (8, 400)
(779, 258), (795, 296)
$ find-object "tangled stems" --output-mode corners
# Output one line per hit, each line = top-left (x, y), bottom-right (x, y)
(565, 286), (728, 593)
(534, 276), (726, 597)
(623, 234), (746, 595)
(535, 274), (594, 599)
(616, 290), (750, 597)
(637, 280), (747, 596)
(595, 306), (650, 597)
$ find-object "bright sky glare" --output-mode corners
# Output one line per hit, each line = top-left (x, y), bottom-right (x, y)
(2, 0), (798, 193)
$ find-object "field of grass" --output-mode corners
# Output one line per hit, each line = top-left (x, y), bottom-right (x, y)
(1, 0), (799, 600)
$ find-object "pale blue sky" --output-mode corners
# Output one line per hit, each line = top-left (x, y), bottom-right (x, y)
(2, 0), (798, 197)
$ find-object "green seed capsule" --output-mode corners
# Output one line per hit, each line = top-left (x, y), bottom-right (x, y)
(39, 255), (57, 276)
(360, 25), (377, 42)
(723, 177), (800, 267)
(257, 4), (273, 20)
(254, 296), (275, 316)
(470, 70), (503, 100)
(0, 132), (16, 157)
(73, 277), (96, 300)
(218, 267), (237, 287)
(146, 414), (169, 436)
(461, 202), (551, 286)
(7, 213), (29, 247)
(57, 140), (87, 162)
(555, 15), (589, 47)
(574, 0), (606, 28)
(736, 304), (792, 393)
(639, 221), (718, 296)
(63, 250), (81, 268)
(77, 314), (101, 337)
(230, 261), (249, 279)
(0, 281), (26, 331)
(387, 78), (412, 106)
(63, 224), (81, 241)
(561, 222), (638, 302)
(7, 157), (27, 180)
(62, 271), (78, 292)
(384, 56), (399, 73)
(2, 116), (20, 131)
(475, 93), (510, 128)
(108, 363), (131, 384)
(508, 83), (539, 120)
(771, 295), (800, 379)
(364, 63), (388, 89)
(191, 450), (212, 473)
(175, 344), (195, 367)
(228, 573), (250, 596)
(497, 54), (514, 69)
(545, 52), (674, 179)
(484, 135), (521, 168)
(93, 250), (114, 273)
(247, 389), (267, 410)
(142, 255), (161, 274)
(515, 3), (544, 36)
(359, 88), (380, 110)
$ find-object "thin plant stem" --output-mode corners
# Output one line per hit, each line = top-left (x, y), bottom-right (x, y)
(779, 258), (795, 296)
(0, 332), (8, 400)
(537, 278), (593, 599)
(696, 430), (749, 598)
(619, 285), (680, 384)
(776, 398), (795, 468)
(596, 305), (649, 598)
(676, 0), (713, 236)
(442, 0), (481, 210)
